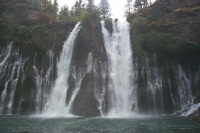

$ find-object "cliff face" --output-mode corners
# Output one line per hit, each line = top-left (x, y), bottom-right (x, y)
(128, 0), (200, 115)
(1, 0), (200, 117)
(0, 0), (72, 114)
(129, 0), (200, 57)
(69, 19), (108, 116)
(0, 42), (58, 114)
(155, 0), (200, 55)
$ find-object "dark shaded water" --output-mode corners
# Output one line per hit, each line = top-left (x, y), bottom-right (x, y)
(0, 115), (200, 133)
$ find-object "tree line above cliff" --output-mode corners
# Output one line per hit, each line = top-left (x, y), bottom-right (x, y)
(126, 0), (200, 58)
(0, 0), (112, 53)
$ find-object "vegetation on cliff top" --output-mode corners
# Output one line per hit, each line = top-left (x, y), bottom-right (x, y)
(0, 0), (68, 54)
(0, 0), (111, 54)
(126, 0), (200, 58)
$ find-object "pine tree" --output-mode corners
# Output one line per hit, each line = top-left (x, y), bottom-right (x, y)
(134, 0), (148, 11)
(125, 0), (133, 15)
(70, 0), (84, 17)
(59, 6), (70, 22)
(52, 0), (58, 18)
(87, 0), (94, 10)
(99, 0), (111, 20)
(41, 0), (49, 12)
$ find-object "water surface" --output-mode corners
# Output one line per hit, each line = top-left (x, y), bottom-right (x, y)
(0, 115), (200, 133)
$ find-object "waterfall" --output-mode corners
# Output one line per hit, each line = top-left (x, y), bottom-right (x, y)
(0, 43), (12, 67)
(0, 36), (58, 114)
(143, 55), (164, 114)
(0, 44), (26, 114)
(101, 21), (136, 117)
(33, 47), (56, 114)
(136, 55), (196, 114)
(42, 22), (81, 117)
(0, 21), (199, 117)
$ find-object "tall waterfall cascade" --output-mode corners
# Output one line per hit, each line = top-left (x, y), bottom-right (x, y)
(42, 22), (82, 117)
(101, 21), (136, 117)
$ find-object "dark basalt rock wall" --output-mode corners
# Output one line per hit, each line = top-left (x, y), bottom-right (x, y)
(0, 42), (62, 114)
(134, 54), (200, 114)
(127, 0), (200, 115)
(68, 21), (108, 116)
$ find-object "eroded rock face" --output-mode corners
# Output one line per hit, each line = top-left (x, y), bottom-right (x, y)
(0, 44), (60, 114)
(68, 21), (108, 116)
(72, 73), (100, 116)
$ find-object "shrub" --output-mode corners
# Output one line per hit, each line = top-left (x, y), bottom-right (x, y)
(104, 18), (113, 34)
(194, 95), (200, 104)
(0, 22), (16, 43)
(143, 30), (172, 53)
(132, 35), (145, 56)
(132, 16), (148, 33)
(80, 9), (101, 24)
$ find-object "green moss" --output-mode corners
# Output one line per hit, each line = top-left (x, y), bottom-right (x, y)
(143, 31), (172, 53)
(192, 113), (200, 121)
(12, 23), (53, 52)
(81, 9), (101, 24)
(174, 7), (200, 13)
(132, 29), (172, 56)
(128, 0), (200, 58)
(132, 35), (145, 56)
(194, 95), (200, 104)
(104, 18), (113, 34)
(0, 22), (16, 43)
(132, 16), (148, 33)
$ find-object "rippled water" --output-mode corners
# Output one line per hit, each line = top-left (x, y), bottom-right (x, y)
(0, 115), (200, 133)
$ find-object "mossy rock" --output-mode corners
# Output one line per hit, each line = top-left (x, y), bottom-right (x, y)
(192, 113), (200, 121)
(104, 18), (113, 34)
(194, 95), (200, 104)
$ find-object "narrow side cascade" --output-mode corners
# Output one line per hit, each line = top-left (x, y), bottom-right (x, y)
(135, 54), (200, 115)
(33, 48), (55, 114)
(0, 43), (27, 114)
(101, 21), (136, 117)
(42, 22), (81, 117)
(0, 36), (60, 114)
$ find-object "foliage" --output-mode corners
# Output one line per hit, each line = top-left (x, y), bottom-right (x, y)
(13, 23), (51, 51)
(134, 0), (148, 11)
(143, 30), (172, 53)
(70, 0), (84, 18)
(104, 18), (113, 33)
(125, 0), (133, 13)
(132, 31), (172, 55)
(0, 22), (16, 43)
(80, 9), (101, 24)
(58, 6), (70, 23)
(0, 0), (104, 53)
(99, 0), (111, 20)
(194, 95), (200, 104)
(87, 0), (95, 10)
(129, 0), (200, 58)
(131, 13), (173, 56)
(132, 34), (145, 56)
(192, 113), (200, 121)
(40, 0), (58, 16)
(0, 0), (68, 53)
(174, 7), (200, 13)
(132, 15), (148, 33)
